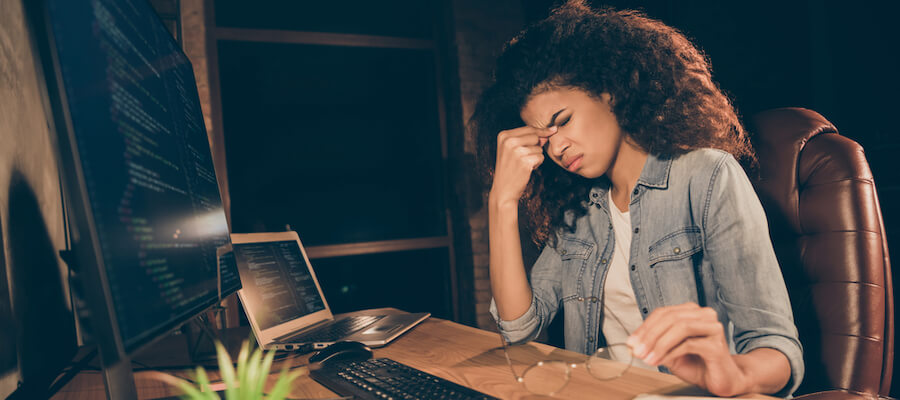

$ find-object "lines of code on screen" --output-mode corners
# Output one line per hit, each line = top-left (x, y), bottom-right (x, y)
(233, 241), (326, 331)
(218, 250), (241, 299)
(47, 0), (229, 350)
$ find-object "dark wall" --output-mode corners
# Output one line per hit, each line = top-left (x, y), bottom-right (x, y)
(523, 0), (900, 396)
(521, 1), (900, 134)
(0, 0), (77, 397)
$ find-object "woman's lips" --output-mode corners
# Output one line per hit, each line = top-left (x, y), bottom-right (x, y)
(566, 156), (583, 172)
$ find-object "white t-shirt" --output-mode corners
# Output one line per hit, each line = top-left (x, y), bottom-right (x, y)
(603, 191), (656, 370)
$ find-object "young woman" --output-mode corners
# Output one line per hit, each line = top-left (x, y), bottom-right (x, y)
(473, 2), (803, 397)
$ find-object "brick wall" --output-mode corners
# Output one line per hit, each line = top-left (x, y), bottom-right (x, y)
(449, 0), (525, 330)
(178, 0), (214, 154)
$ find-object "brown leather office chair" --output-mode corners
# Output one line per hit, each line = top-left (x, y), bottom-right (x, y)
(749, 108), (894, 399)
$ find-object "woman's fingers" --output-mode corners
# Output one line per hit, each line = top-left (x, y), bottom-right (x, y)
(627, 303), (700, 355)
(654, 333), (722, 367)
(500, 124), (558, 138)
(643, 320), (725, 366)
(497, 126), (557, 150)
(627, 303), (720, 361)
(490, 125), (557, 203)
(513, 145), (544, 160)
(625, 304), (746, 396)
(656, 337), (748, 397)
(523, 153), (545, 170)
(498, 124), (557, 140)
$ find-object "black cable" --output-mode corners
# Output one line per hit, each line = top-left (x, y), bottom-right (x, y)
(56, 165), (70, 252)
(56, 165), (80, 337)
(45, 346), (98, 396)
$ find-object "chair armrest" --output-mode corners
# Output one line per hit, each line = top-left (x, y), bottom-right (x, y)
(793, 389), (887, 400)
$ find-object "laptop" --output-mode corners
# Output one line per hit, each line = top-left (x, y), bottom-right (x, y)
(230, 231), (430, 352)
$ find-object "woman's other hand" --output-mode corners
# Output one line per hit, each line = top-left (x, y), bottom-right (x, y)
(626, 302), (790, 397)
(489, 126), (557, 207)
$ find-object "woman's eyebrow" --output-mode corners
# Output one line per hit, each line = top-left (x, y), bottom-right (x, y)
(546, 108), (568, 127)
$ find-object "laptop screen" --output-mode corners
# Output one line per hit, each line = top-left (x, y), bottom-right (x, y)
(233, 240), (326, 330)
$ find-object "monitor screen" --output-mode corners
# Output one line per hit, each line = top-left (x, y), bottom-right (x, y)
(218, 248), (242, 300)
(233, 241), (326, 330)
(43, 0), (229, 352)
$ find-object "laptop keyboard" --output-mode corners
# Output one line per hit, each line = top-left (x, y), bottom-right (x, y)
(296, 315), (385, 343)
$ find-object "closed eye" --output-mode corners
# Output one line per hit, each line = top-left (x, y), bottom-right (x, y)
(557, 115), (571, 127)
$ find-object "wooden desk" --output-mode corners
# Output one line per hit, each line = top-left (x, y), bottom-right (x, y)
(53, 311), (776, 399)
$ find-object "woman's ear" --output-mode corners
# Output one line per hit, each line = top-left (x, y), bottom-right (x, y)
(600, 92), (613, 105)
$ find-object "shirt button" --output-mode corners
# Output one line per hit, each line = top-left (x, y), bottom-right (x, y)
(560, 249), (567, 255)
(673, 247), (681, 254)
(630, 265), (636, 271)
(577, 297), (584, 302)
(587, 337), (594, 342)
(633, 188), (639, 195)
(601, 258), (608, 264)
(642, 308), (649, 314)
(633, 227), (640, 234)
(591, 298), (598, 303)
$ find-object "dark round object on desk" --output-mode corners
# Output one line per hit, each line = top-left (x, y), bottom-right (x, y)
(308, 341), (373, 367)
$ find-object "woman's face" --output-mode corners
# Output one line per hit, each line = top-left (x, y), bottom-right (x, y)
(520, 86), (624, 179)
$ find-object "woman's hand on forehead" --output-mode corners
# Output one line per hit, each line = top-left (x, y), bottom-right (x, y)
(489, 125), (559, 206)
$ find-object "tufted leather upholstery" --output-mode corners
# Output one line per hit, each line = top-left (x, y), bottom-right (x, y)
(749, 108), (893, 398)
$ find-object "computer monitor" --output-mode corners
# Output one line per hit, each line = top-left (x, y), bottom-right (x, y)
(218, 243), (242, 301)
(27, 0), (231, 397)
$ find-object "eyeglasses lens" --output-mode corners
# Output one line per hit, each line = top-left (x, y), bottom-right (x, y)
(521, 360), (570, 395)
(586, 343), (632, 380)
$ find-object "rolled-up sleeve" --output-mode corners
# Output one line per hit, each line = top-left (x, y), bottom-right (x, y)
(490, 242), (564, 345)
(702, 154), (805, 397)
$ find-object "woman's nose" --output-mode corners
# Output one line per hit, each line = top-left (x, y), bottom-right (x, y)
(546, 135), (567, 158)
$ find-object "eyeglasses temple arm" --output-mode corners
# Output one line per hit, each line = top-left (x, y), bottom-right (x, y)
(496, 323), (524, 381)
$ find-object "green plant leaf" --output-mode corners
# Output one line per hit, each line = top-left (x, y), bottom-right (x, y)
(255, 350), (276, 396)
(156, 339), (299, 400)
(193, 367), (219, 400)
(243, 347), (264, 400)
(216, 341), (238, 399)
(234, 340), (250, 399)
(149, 367), (217, 400)
(266, 368), (304, 400)
(173, 379), (206, 400)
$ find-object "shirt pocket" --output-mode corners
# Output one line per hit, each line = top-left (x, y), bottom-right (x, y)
(648, 227), (702, 266)
(558, 237), (593, 302)
(558, 236), (593, 263)
(649, 228), (703, 303)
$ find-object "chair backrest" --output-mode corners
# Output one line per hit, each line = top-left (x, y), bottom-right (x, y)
(749, 108), (894, 396)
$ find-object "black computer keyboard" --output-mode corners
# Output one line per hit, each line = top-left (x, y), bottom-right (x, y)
(297, 315), (384, 343)
(310, 358), (499, 400)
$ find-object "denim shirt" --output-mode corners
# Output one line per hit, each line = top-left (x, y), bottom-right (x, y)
(490, 149), (804, 397)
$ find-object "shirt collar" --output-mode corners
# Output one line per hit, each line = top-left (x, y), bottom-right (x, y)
(587, 153), (672, 208)
(636, 153), (672, 189)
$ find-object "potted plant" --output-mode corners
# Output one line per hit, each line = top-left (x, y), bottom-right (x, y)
(156, 340), (306, 400)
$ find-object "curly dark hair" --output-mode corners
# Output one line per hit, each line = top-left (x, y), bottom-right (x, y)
(471, 0), (754, 247)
